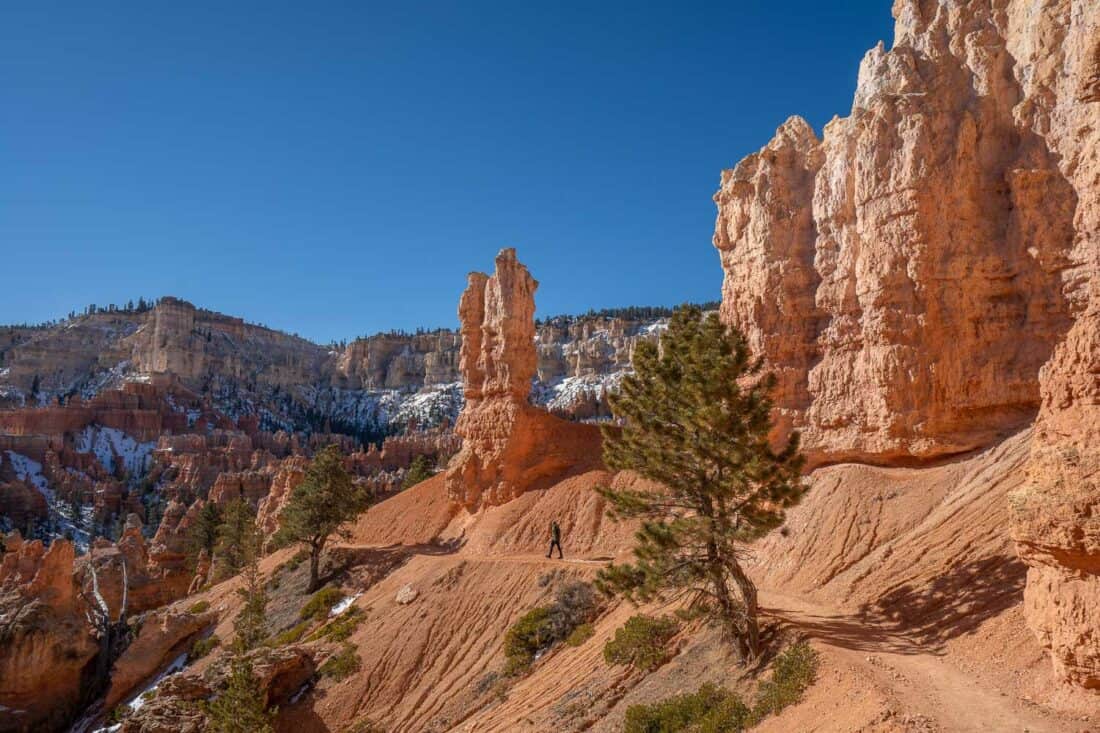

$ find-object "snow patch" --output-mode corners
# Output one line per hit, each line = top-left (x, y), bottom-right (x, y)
(330, 592), (362, 617)
(5, 451), (52, 501)
(74, 426), (155, 476)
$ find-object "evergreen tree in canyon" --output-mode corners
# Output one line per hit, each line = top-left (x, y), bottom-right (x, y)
(188, 501), (222, 565)
(204, 654), (275, 733)
(596, 306), (805, 660)
(234, 524), (268, 652)
(275, 444), (368, 593)
(214, 499), (256, 581)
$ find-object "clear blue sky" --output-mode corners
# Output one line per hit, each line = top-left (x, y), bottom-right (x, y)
(1, 1), (894, 343)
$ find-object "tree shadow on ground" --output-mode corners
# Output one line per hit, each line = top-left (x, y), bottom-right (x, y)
(857, 554), (1026, 649)
(763, 603), (921, 655)
(761, 555), (1026, 656)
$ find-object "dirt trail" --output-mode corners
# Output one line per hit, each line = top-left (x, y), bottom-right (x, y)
(760, 590), (1079, 733)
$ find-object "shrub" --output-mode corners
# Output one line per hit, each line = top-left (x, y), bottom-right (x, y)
(623, 683), (751, 733)
(300, 587), (345, 621)
(752, 641), (818, 718)
(190, 635), (220, 659)
(565, 623), (595, 647)
(547, 580), (597, 640)
(309, 607), (365, 643)
(503, 607), (555, 673)
(320, 643), (362, 681)
(499, 581), (600, 675)
(602, 615), (679, 672)
(188, 600), (211, 615)
(271, 621), (312, 646)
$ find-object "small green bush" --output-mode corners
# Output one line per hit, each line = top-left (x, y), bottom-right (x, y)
(190, 635), (220, 659)
(309, 607), (365, 643)
(621, 642), (820, 732)
(623, 683), (751, 733)
(503, 606), (555, 672)
(271, 621), (312, 646)
(320, 643), (362, 681)
(602, 615), (679, 672)
(301, 587), (345, 621)
(565, 623), (595, 647)
(547, 580), (597, 639)
(752, 641), (818, 718)
(188, 600), (211, 615)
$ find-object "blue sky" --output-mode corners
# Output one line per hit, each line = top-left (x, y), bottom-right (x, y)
(1, 1), (894, 343)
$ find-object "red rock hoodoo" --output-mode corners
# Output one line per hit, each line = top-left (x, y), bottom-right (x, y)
(444, 249), (601, 509)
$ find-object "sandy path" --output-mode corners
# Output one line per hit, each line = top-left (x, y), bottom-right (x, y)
(761, 590), (1077, 733)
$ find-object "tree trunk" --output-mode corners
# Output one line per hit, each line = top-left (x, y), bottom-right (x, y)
(706, 541), (748, 661)
(727, 557), (759, 660)
(307, 544), (321, 593)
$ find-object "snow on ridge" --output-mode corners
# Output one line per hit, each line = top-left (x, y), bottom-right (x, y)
(74, 426), (155, 476)
(5, 450), (53, 501)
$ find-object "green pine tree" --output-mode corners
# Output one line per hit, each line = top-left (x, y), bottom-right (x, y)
(401, 454), (433, 490)
(596, 306), (805, 661)
(204, 654), (275, 733)
(188, 500), (222, 567)
(214, 499), (256, 581)
(274, 445), (368, 593)
(233, 526), (267, 652)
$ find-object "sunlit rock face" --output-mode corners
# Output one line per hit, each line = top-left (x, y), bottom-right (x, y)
(445, 249), (601, 510)
(714, 0), (1099, 688)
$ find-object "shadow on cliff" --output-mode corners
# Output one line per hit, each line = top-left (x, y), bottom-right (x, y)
(857, 554), (1027, 650)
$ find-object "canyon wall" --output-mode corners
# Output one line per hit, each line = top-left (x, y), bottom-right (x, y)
(714, 0), (1098, 687)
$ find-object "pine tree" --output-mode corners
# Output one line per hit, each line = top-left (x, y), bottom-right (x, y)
(274, 445), (367, 593)
(204, 654), (275, 733)
(188, 500), (222, 566)
(401, 454), (433, 490)
(596, 306), (805, 661)
(214, 499), (256, 581)
(233, 526), (267, 652)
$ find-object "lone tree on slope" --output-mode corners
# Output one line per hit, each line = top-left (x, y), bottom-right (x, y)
(596, 306), (805, 661)
(275, 444), (368, 593)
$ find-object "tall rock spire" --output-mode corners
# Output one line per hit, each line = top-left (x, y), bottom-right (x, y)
(445, 249), (601, 509)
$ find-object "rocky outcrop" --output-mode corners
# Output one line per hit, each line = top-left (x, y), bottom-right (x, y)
(713, 0), (1098, 687)
(255, 455), (308, 536)
(445, 249), (602, 509)
(114, 645), (315, 733)
(335, 330), (462, 389)
(104, 607), (213, 710)
(0, 538), (97, 731)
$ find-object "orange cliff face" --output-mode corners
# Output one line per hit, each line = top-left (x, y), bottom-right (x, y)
(444, 249), (603, 510)
(713, 0), (1099, 688)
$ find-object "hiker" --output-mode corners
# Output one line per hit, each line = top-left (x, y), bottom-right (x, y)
(547, 520), (563, 559)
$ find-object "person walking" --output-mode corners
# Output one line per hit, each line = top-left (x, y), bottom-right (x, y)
(547, 520), (563, 559)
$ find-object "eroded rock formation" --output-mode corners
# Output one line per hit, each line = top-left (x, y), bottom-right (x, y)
(715, 0), (1098, 687)
(445, 249), (602, 509)
(0, 538), (97, 731)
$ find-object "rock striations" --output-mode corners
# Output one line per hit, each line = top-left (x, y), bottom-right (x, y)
(445, 249), (602, 509)
(714, 0), (1098, 687)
